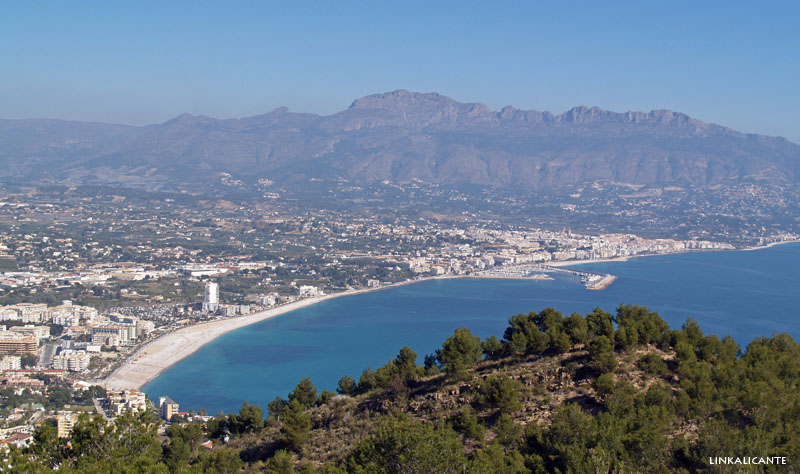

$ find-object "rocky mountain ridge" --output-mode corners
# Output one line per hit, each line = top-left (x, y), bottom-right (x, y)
(1, 90), (798, 192)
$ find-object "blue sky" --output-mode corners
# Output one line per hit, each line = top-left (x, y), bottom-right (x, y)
(2, 1), (799, 141)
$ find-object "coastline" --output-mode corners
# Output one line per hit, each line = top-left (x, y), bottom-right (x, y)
(103, 282), (419, 390)
(741, 239), (800, 251)
(105, 240), (799, 391)
(103, 273), (566, 391)
(547, 256), (631, 267)
(461, 274), (554, 281)
(102, 273), (535, 390)
(548, 240), (800, 268)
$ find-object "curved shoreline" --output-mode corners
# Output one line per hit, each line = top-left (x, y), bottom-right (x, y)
(103, 284), (405, 390)
(105, 241), (799, 391)
(103, 275), (452, 390)
(103, 274), (495, 390)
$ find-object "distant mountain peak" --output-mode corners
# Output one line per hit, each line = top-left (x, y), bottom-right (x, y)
(349, 90), (451, 109)
(164, 112), (194, 123)
(269, 106), (290, 114)
(162, 113), (217, 126)
(347, 90), (494, 127)
(351, 89), (490, 113)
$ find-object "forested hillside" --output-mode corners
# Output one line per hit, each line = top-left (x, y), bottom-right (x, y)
(7, 305), (799, 473)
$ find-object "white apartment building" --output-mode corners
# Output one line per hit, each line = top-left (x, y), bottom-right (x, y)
(52, 314), (80, 327)
(259, 293), (279, 306)
(297, 285), (323, 297)
(0, 355), (21, 371)
(108, 314), (139, 341)
(90, 326), (129, 346)
(0, 303), (48, 323)
(9, 325), (50, 342)
(52, 350), (90, 372)
(106, 389), (147, 415)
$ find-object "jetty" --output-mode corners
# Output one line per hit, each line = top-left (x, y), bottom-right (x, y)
(539, 264), (617, 290)
(584, 274), (617, 290)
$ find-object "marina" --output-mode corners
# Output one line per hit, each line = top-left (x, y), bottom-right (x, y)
(475, 263), (617, 290)
(540, 264), (618, 290)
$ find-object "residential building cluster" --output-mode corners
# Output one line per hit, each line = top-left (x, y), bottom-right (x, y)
(387, 228), (736, 278)
(104, 389), (147, 416)
(0, 301), (97, 325)
(51, 350), (90, 372)
(90, 313), (153, 347)
(0, 299), (158, 378)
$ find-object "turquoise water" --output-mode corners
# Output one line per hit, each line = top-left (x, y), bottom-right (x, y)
(143, 243), (800, 414)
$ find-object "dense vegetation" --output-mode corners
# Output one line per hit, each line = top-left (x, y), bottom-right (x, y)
(6, 305), (799, 473)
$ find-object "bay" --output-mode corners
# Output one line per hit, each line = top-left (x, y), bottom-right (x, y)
(143, 242), (800, 414)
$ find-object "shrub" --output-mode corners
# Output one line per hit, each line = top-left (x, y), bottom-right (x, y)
(638, 353), (668, 376)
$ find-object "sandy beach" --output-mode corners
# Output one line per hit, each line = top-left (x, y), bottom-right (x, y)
(103, 286), (387, 390)
(101, 274), (526, 390)
(103, 274), (449, 390)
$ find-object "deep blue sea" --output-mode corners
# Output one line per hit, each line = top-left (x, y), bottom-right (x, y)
(143, 243), (800, 414)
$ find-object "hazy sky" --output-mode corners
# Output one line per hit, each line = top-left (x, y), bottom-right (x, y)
(2, 1), (799, 141)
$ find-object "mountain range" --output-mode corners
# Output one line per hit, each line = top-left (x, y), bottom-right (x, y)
(1, 90), (799, 192)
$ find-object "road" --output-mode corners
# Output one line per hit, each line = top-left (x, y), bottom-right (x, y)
(93, 397), (109, 421)
(39, 342), (58, 368)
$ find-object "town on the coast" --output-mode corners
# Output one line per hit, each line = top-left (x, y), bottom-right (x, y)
(0, 185), (796, 448)
(5, 1), (800, 467)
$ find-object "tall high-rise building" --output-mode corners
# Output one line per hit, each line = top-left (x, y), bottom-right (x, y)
(205, 282), (219, 304)
(203, 282), (219, 312)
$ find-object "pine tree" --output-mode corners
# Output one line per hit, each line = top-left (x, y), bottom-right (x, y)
(280, 399), (311, 452)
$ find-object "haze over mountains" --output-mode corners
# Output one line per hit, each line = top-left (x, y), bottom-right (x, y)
(1, 90), (798, 192)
